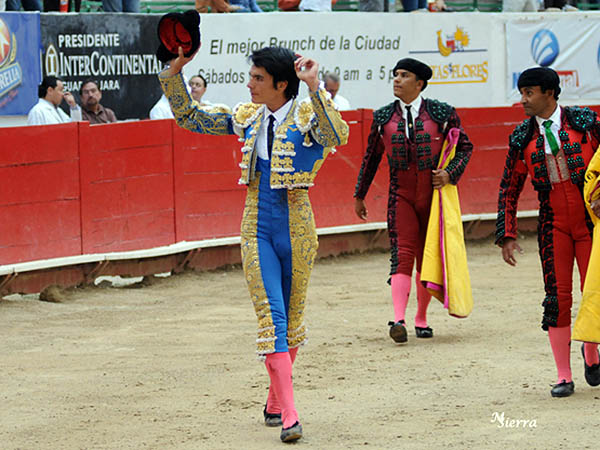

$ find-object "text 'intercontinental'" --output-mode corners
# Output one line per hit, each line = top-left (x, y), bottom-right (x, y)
(45, 45), (162, 78)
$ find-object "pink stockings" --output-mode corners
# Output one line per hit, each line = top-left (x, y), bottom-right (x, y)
(584, 342), (600, 366)
(391, 272), (432, 328)
(548, 326), (572, 383)
(265, 348), (299, 428)
(548, 327), (600, 383)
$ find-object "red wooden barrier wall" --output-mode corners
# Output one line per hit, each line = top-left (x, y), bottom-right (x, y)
(79, 120), (176, 253)
(1, 105), (598, 267)
(0, 123), (81, 264)
(172, 124), (245, 241)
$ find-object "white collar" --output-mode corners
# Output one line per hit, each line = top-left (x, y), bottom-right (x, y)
(535, 105), (561, 128)
(40, 98), (58, 109)
(399, 95), (422, 116)
(264, 98), (294, 124)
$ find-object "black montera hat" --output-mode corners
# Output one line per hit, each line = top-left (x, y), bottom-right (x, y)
(517, 67), (560, 91)
(393, 58), (432, 80)
(393, 58), (432, 90)
(156, 10), (201, 64)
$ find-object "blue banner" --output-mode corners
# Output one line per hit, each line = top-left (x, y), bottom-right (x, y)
(0, 12), (41, 116)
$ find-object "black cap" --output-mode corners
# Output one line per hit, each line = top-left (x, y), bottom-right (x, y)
(393, 58), (433, 90)
(517, 67), (561, 98)
(156, 10), (201, 64)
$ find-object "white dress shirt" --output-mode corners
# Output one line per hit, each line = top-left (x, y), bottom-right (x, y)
(27, 98), (79, 125)
(398, 95), (423, 137)
(535, 105), (561, 155)
(256, 98), (294, 161)
(299, 0), (331, 10)
(333, 94), (351, 111)
(149, 94), (175, 120)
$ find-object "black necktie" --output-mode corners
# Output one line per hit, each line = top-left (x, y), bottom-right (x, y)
(406, 105), (414, 142)
(267, 115), (275, 159)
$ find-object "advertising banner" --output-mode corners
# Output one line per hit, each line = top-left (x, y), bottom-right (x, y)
(41, 13), (162, 120)
(0, 12), (41, 116)
(506, 17), (600, 103)
(185, 12), (495, 110)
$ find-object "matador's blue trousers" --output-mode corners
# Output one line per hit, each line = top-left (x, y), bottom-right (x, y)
(241, 158), (317, 357)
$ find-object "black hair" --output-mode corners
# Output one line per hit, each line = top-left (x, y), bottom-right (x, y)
(248, 47), (299, 100)
(38, 76), (61, 98)
(416, 75), (428, 92)
(517, 68), (561, 100)
(192, 74), (208, 88)
(79, 79), (100, 95)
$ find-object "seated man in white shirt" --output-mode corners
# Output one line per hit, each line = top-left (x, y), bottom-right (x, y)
(323, 72), (351, 111)
(149, 94), (174, 119)
(27, 76), (81, 125)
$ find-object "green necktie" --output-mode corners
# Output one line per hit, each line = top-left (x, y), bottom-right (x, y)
(543, 120), (560, 156)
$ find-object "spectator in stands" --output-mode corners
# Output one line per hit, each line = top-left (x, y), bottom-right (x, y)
(102, 0), (139, 12)
(542, 0), (578, 10)
(401, 0), (426, 11)
(230, 0), (263, 11)
(189, 75), (210, 105)
(299, 0), (331, 10)
(502, 0), (538, 11)
(279, 0), (337, 9)
(195, 0), (241, 12)
(28, 76), (81, 125)
(43, 0), (81, 11)
(323, 72), (351, 111)
(188, 74), (233, 113)
(79, 80), (118, 124)
(429, 0), (451, 10)
(6, 0), (41, 10)
(277, 0), (300, 9)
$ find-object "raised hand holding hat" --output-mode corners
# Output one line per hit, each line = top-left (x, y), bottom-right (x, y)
(156, 10), (201, 64)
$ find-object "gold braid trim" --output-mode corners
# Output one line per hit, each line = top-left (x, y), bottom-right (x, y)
(158, 71), (231, 135)
(308, 88), (349, 148)
(241, 176), (276, 356)
(286, 189), (318, 348)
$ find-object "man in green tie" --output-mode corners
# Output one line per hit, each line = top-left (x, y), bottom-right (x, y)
(496, 67), (600, 398)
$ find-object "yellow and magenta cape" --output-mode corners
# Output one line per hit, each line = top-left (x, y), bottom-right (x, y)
(420, 128), (473, 318)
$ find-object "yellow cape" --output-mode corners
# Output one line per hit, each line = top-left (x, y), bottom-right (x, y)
(420, 128), (473, 318)
(572, 147), (600, 343)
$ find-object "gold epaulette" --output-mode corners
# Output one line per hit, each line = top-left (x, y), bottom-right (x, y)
(233, 102), (262, 128)
(294, 99), (315, 133)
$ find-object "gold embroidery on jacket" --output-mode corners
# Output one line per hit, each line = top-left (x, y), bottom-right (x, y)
(286, 189), (318, 348)
(159, 73), (231, 135)
(241, 175), (277, 357)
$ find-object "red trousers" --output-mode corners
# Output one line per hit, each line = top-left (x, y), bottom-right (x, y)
(388, 165), (433, 276)
(541, 180), (592, 328)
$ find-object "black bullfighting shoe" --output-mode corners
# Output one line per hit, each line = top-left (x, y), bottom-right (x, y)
(263, 404), (283, 427)
(581, 344), (600, 387)
(388, 320), (407, 343)
(280, 421), (303, 443)
(550, 380), (575, 398)
(415, 326), (434, 338)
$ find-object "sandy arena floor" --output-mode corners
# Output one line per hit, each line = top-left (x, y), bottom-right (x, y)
(1, 234), (599, 449)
